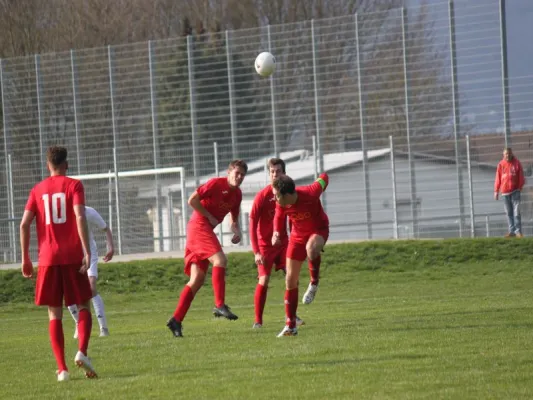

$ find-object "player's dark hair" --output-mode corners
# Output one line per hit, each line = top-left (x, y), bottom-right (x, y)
(46, 146), (68, 168)
(272, 175), (295, 195)
(229, 159), (248, 174)
(268, 158), (286, 173)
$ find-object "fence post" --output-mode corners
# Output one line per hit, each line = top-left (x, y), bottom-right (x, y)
(214, 141), (224, 246)
(8, 154), (15, 261)
(499, 0), (511, 147)
(267, 25), (278, 158)
(485, 215), (490, 237)
(401, 7), (419, 238)
(187, 35), (200, 186)
(225, 30), (238, 159)
(70, 49), (82, 174)
(448, 0), (466, 237)
(312, 135), (318, 180)
(466, 136), (475, 238)
(34, 54), (45, 178)
(311, 19), (324, 174)
(390, 136), (399, 239)
(149, 40), (164, 252)
(112, 148), (123, 255)
(0, 60), (14, 261)
(355, 13), (372, 240)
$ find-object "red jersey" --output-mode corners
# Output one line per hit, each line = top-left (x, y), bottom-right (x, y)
(189, 177), (242, 225)
(249, 184), (288, 253)
(25, 175), (86, 266)
(274, 173), (329, 241)
(494, 157), (525, 195)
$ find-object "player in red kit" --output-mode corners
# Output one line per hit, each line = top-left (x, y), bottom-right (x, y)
(167, 159), (248, 337)
(272, 173), (329, 337)
(19, 146), (97, 381)
(249, 158), (304, 328)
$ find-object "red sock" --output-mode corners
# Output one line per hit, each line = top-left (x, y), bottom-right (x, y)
(77, 308), (92, 356)
(309, 256), (321, 285)
(49, 319), (67, 372)
(173, 285), (195, 322)
(254, 283), (268, 324)
(212, 266), (226, 308)
(284, 288), (299, 328)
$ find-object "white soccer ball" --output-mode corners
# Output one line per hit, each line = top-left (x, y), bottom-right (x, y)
(255, 52), (276, 77)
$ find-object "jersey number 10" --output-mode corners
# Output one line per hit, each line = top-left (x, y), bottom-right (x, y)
(42, 193), (67, 225)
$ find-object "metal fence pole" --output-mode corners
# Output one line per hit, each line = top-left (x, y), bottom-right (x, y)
(499, 0), (511, 147)
(0, 59), (14, 259)
(355, 13), (372, 240)
(485, 215), (490, 237)
(312, 135), (318, 179)
(107, 45), (118, 157)
(214, 141), (224, 245)
(113, 148), (123, 255)
(448, 0), (465, 238)
(466, 135), (475, 238)
(267, 25), (278, 157)
(70, 49), (82, 174)
(187, 35), (200, 186)
(390, 136), (399, 239)
(401, 7), (419, 238)
(225, 30), (237, 159)
(179, 168), (187, 249)
(311, 19), (324, 174)
(108, 170), (113, 233)
(34, 54), (45, 178)
(149, 40), (164, 252)
(8, 154), (16, 261)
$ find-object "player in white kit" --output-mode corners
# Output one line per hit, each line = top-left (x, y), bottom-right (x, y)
(68, 206), (115, 337)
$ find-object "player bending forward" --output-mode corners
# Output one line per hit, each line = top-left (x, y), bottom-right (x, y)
(167, 160), (248, 337)
(249, 158), (304, 328)
(68, 206), (115, 338)
(272, 173), (329, 337)
(20, 146), (97, 381)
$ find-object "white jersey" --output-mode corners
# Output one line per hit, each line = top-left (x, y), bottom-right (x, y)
(85, 206), (107, 262)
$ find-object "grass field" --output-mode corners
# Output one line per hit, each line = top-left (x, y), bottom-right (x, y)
(1, 239), (533, 399)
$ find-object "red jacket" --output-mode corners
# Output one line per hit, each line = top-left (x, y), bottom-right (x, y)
(494, 157), (525, 194)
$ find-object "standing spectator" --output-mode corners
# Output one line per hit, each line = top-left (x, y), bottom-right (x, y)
(494, 148), (525, 237)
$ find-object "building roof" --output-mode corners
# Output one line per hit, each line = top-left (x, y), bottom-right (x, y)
(137, 148), (391, 198)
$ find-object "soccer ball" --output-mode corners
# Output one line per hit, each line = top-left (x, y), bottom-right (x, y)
(255, 52), (276, 77)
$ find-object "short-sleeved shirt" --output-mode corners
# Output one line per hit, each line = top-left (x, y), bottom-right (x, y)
(249, 184), (287, 253)
(274, 174), (329, 243)
(25, 176), (86, 266)
(85, 206), (107, 261)
(189, 177), (242, 226)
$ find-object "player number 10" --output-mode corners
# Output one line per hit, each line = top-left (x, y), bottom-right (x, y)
(42, 193), (67, 225)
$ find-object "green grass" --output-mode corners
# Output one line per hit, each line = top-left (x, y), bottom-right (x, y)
(1, 238), (533, 399)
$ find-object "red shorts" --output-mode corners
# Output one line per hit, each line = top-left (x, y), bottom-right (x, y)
(257, 244), (287, 277)
(184, 221), (222, 276)
(287, 229), (329, 262)
(35, 264), (92, 307)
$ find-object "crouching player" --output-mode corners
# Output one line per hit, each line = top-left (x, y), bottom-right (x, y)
(166, 160), (248, 338)
(272, 173), (329, 337)
(249, 158), (304, 328)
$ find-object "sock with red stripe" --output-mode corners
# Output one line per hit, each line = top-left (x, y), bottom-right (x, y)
(77, 308), (92, 356)
(284, 288), (299, 328)
(49, 319), (67, 372)
(212, 266), (226, 308)
(254, 283), (268, 324)
(173, 285), (196, 322)
(309, 255), (321, 285)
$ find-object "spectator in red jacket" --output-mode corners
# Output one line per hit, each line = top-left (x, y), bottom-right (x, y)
(494, 148), (525, 237)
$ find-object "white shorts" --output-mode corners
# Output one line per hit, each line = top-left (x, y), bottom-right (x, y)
(87, 257), (99, 278)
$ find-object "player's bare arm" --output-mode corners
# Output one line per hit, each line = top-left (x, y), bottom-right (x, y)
(74, 204), (92, 273)
(188, 191), (218, 227)
(103, 227), (115, 262)
(229, 211), (242, 244)
(19, 210), (35, 278)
